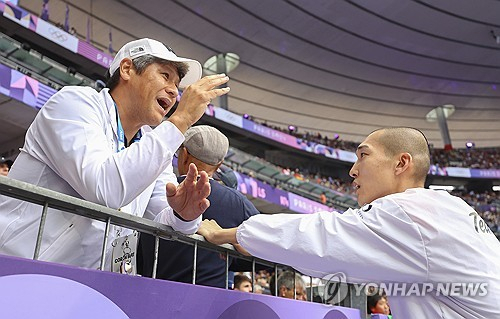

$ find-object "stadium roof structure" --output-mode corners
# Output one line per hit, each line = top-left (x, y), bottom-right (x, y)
(5, 0), (500, 148)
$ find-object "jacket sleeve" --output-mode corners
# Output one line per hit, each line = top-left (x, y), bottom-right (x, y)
(236, 197), (429, 283)
(24, 88), (183, 210)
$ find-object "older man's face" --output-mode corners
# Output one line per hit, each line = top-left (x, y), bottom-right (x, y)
(281, 284), (307, 301)
(126, 62), (180, 127)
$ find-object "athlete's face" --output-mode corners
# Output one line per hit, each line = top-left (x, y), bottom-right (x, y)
(349, 131), (399, 206)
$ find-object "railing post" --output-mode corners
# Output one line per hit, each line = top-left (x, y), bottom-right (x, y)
(152, 235), (160, 279)
(225, 251), (229, 289)
(293, 269), (297, 300)
(99, 217), (111, 271)
(33, 202), (49, 260)
(348, 283), (367, 315)
(274, 264), (278, 296)
(251, 258), (256, 292)
(309, 276), (313, 302)
(192, 241), (198, 284)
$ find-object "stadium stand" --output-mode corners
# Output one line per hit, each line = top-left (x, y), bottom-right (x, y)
(0, 1), (498, 318)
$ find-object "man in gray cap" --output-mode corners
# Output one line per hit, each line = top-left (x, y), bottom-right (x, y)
(139, 125), (260, 288)
(0, 38), (230, 270)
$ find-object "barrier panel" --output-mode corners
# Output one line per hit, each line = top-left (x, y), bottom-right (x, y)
(0, 254), (363, 319)
(0, 175), (370, 318)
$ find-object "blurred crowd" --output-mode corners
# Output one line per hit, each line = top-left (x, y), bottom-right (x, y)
(451, 189), (499, 235)
(256, 119), (500, 170)
(233, 269), (392, 317)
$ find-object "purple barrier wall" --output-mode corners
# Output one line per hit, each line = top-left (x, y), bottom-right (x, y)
(234, 171), (338, 214)
(0, 254), (361, 319)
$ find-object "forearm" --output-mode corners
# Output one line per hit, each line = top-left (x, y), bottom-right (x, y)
(167, 114), (191, 134)
(212, 228), (238, 245)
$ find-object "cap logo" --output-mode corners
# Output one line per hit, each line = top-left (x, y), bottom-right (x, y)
(129, 45), (146, 57)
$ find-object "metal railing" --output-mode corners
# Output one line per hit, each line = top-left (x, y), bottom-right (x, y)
(0, 175), (366, 311)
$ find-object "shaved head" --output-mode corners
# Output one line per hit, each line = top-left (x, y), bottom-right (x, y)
(371, 127), (431, 183)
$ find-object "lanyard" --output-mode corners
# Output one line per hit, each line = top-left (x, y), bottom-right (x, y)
(114, 103), (142, 152)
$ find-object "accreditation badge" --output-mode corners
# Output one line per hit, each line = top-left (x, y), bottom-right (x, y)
(111, 231), (138, 275)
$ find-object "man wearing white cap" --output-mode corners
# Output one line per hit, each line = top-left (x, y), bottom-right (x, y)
(0, 38), (229, 270)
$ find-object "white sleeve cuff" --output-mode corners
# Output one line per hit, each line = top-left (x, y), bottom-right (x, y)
(155, 207), (202, 235)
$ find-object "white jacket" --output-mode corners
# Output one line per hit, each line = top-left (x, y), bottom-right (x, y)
(237, 188), (500, 318)
(0, 86), (201, 269)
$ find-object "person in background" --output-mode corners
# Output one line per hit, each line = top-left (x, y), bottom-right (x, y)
(0, 157), (13, 177)
(253, 284), (264, 294)
(233, 274), (253, 293)
(0, 38), (230, 270)
(367, 291), (391, 318)
(319, 191), (327, 205)
(138, 125), (259, 288)
(270, 270), (307, 301)
(198, 127), (500, 318)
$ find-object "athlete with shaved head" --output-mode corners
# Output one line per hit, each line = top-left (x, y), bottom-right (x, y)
(199, 127), (500, 318)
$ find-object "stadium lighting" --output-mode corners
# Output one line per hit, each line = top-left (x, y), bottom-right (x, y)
(425, 104), (455, 122)
(493, 186), (500, 192)
(203, 52), (240, 75)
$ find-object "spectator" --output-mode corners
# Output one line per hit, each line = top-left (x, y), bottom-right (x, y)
(367, 291), (391, 317)
(319, 192), (327, 205)
(269, 270), (307, 301)
(233, 274), (252, 292)
(0, 157), (13, 177)
(198, 127), (500, 318)
(138, 125), (259, 287)
(0, 38), (230, 270)
(253, 284), (264, 294)
(213, 163), (238, 189)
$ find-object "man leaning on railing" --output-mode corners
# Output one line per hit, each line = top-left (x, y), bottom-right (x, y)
(0, 38), (230, 270)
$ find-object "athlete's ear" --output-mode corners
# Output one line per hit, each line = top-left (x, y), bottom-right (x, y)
(395, 152), (411, 176)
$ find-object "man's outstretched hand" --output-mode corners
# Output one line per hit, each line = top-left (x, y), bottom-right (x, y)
(166, 163), (210, 221)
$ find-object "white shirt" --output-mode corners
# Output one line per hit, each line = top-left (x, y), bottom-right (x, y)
(237, 188), (500, 318)
(0, 86), (201, 270)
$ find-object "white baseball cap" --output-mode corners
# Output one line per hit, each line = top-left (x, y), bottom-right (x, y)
(109, 38), (202, 89)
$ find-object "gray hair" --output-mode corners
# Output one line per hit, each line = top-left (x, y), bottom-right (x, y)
(270, 270), (305, 295)
(105, 55), (189, 91)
